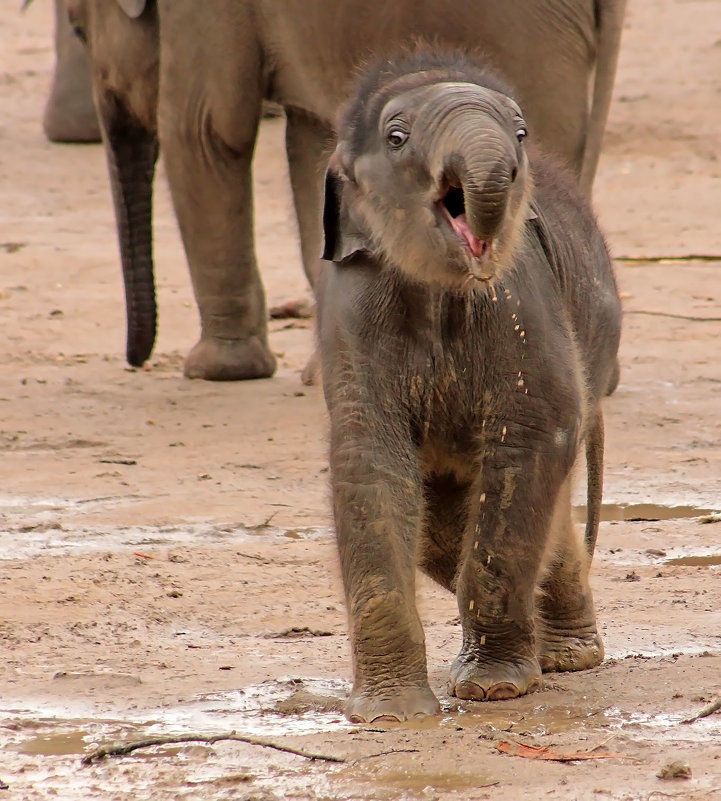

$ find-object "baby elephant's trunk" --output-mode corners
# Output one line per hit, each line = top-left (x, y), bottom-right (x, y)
(442, 142), (518, 247)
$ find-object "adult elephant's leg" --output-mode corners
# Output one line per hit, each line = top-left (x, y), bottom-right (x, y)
(157, 4), (275, 380)
(495, 0), (596, 185)
(536, 478), (604, 672)
(579, 0), (628, 195)
(526, 0), (624, 193)
(284, 109), (333, 384)
(285, 109), (332, 290)
(500, 0), (625, 194)
(44, 0), (100, 143)
(516, 61), (589, 182)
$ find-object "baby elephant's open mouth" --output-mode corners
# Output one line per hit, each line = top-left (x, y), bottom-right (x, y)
(438, 184), (491, 261)
(437, 184), (493, 280)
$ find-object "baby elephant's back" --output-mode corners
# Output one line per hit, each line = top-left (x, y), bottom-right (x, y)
(528, 157), (622, 402)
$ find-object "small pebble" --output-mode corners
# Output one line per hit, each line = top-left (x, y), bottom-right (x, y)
(657, 760), (691, 780)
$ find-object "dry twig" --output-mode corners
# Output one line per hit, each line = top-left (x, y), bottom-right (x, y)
(681, 696), (721, 724)
(616, 254), (721, 263)
(360, 749), (420, 760)
(588, 732), (619, 752)
(81, 731), (345, 765)
(624, 310), (721, 322)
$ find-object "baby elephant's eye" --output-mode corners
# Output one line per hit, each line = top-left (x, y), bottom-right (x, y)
(515, 125), (528, 143)
(387, 127), (410, 148)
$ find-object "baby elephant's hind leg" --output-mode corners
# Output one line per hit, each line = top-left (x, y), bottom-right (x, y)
(418, 473), (471, 592)
(536, 478), (604, 672)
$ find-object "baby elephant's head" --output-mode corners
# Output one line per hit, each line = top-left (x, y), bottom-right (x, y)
(323, 51), (534, 288)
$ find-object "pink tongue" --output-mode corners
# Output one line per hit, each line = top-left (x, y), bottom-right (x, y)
(450, 213), (484, 257)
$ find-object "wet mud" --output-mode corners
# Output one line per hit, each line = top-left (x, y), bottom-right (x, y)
(2, 0), (721, 799)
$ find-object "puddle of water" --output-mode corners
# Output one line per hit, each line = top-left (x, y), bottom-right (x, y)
(17, 731), (94, 756)
(3, 494), (716, 561)
(499, 708), (600, 734)
(3, 677), (351, 744)
(2, 677), (351, 799)
(607, 642), (721, 660)
(441, 701), (721, 746)
(0, 494), (127, 515)
(435, 700), (617, 738)
(368, 766), (498, 793)
(152, 677), (350, 737)
(574, 503), (717, 523)
(664, 553), (721, 566)
(4, 677), (719, 801)
(603, 543), (721, 568)
(622, 709), (721, 744)
(0, 498), (333, 560)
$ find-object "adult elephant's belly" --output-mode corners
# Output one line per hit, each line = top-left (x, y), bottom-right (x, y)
(261, 0), (595, 176)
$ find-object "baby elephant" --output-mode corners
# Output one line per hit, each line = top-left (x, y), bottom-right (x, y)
(317, 51), (622, 724)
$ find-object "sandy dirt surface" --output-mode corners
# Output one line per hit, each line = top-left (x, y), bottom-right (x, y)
(2, 1), (721, 799)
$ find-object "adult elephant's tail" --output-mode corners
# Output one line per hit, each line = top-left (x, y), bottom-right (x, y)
(579, 0), (627, 196)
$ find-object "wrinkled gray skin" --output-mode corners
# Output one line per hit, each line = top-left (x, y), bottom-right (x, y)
(317, 51), (622, 724)
(61, 0), (625, 379)
(43, 0), (100, 143)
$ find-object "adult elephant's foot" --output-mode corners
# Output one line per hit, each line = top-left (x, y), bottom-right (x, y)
(345, 683), (440, 724)
(184, 336), (276, 380)
(448, 653), (542, 701)
(43, 98), (101, 143)
(536, 623), (604, 673)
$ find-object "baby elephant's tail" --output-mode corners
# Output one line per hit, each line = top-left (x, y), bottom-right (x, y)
(584, 406), (605, 556)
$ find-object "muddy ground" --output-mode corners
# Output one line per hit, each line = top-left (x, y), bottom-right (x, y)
(2, 1), (721, 799)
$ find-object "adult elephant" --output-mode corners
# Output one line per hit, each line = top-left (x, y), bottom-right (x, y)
(68, 0), (626, 379)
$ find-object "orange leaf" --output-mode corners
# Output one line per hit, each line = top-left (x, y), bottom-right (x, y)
(496, 741), (626, 762)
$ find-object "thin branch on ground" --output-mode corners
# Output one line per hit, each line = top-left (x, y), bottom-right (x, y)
(359, 748), (420, 760)
(246, 511), (279, 531)
(589, 732), (619, 752)
(624, 310), (721, 322)
(81, 731), (345, 765)
(616, 255), (721, 263)
(681, 696), (721, 724)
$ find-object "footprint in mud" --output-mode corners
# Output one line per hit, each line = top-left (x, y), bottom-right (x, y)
(153, 677), (352, 736)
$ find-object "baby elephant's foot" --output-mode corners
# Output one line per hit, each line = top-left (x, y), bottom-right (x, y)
(345, 684), (441, 724)
(448, 654), (542, 701)
(536, 626), (604, 673)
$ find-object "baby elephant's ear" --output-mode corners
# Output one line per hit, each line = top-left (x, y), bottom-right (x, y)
(322, 169), (373, 263)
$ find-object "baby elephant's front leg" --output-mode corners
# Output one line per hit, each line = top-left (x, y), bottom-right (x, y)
(332, 437), (440, 724)
(449, 462), (560, 701)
